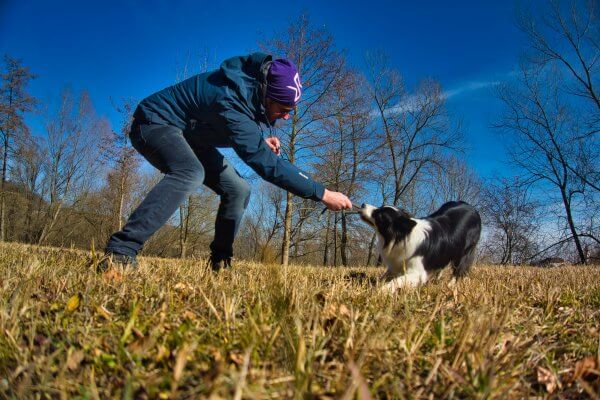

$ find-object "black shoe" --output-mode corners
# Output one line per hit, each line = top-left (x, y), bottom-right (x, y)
(97, 252), (139, 272)
(208, 255), (232, 272)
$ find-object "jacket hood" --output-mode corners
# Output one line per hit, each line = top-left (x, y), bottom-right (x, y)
(219, 52), (272, 125)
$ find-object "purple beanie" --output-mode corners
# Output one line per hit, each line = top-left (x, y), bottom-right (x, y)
(266, 59), (302, 106)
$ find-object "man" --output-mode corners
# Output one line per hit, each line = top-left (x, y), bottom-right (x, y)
(102, 53), (352, 270)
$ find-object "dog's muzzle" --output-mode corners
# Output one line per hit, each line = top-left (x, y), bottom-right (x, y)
(359, 204), (377, 226)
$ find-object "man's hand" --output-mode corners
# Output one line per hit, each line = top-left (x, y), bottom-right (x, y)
(265, 137), (281, 156)
(321, 189), (352, 211)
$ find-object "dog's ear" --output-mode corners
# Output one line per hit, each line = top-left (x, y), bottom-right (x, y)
(372, 209), (396, 245)
(398, 209), (412, 219)
(392, 211), (416, 235)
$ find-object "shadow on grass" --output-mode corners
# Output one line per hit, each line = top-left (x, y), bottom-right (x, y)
(343, 271), (379, 286)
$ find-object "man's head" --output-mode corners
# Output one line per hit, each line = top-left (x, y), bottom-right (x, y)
(265, 59), (302, 123)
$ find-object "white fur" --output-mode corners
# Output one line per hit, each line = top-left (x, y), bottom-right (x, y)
(381, 256), (428, 293)
(385, 219), (430, 261)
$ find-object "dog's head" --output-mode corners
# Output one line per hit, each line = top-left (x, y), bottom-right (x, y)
(359, 204), (417, 245)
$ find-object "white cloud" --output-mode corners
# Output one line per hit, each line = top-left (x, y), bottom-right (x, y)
(442, 80), (500, 100)
(373, 79), (500, 117)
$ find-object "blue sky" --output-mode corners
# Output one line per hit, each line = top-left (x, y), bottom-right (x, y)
(0, 0), (535, 178)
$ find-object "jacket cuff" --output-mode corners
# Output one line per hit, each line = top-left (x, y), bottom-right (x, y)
(311, 182), (326, 201)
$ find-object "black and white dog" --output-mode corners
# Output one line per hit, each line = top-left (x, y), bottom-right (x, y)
(359, 201), (481, 292)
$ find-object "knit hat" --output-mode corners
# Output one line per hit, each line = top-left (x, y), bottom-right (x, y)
(266, 59), (302, 106)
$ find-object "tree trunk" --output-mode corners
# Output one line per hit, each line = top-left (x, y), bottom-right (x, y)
(0, 137), (8, 242)
(117, 193), (124, 231)
(281, 192), (293, 266)
(116, 170), (126, 231)
(37, 201), (64, 245)
(23, 196), (34, 242)
(0, 190), (5, 242)
(323, 212), (331, 266)
(281, 112), (298, 266)
(340, 211), (348, 266)
(333, 212), (338, 266)
(560, 188), (586, 264)
(179, 199), (190, 259)
(366, 232), (376, 266)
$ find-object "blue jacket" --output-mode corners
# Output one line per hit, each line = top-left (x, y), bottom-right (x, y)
(133, 52), (325, 201)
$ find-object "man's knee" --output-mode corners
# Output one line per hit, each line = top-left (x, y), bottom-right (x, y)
(172, 165), (205, 191)
(224, 179), (251, 208)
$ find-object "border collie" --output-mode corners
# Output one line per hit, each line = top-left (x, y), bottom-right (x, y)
(359, 201), (481, 293)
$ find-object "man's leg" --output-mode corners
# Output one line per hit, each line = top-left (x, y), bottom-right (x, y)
(193, 147), (251, 262)
(105, 122), (205, 259)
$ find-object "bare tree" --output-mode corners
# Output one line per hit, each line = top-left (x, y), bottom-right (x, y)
(101, 99), (140, 232)
(481, 177), (540, 265)
(502, 0), (600, 263)
(517, 0), (600, 192)
(495, 61), (595, 263)
(37, 89), (109, 245)
(11, 132), (46, 242)
(0, 55), (36, 241)
(312, 68), (373, 265)
(239, 182), (285, 262)
(519, 0), (600, 110)
(175, 192), (218, 258)
(260, 13), (345, 266)
(366, 52), (463, 212)
(427, 155), (482, 207)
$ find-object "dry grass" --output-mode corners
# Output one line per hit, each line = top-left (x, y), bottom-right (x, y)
(1, 242), (599, 399)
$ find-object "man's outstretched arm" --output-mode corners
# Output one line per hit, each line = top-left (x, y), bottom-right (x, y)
(220, 110), (351, 209)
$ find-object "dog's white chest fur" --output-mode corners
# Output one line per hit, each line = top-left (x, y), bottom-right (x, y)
(377, 219), (431, 292)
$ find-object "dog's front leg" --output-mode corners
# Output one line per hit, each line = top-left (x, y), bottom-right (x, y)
(379, 268), (403, 293)
(380, 268), (394, 282)
(379, 260), (428, 294)
(380, 274), (422, 293)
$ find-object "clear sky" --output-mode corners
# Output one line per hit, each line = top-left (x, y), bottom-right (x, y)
(0, 0), (536, 178)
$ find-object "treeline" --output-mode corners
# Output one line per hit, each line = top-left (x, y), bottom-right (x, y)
(1, 2), (598, 266)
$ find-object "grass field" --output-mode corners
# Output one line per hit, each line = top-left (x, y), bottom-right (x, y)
(1, 242), (599, 399)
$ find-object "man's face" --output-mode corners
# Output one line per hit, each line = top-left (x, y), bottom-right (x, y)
(265, 98), (294, 124)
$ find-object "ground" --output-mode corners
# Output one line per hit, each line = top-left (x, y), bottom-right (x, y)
(1, 242), (599, 399)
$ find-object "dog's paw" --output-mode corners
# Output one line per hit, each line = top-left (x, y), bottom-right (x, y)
(379, 274), (427, 294)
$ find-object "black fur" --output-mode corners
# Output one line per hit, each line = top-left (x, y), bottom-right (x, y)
(419, 201), (481, 277)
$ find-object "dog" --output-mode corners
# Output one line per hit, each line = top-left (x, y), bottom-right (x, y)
(359, 201), (481, 293)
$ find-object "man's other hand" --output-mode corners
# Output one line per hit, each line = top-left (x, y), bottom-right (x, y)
(265, 137), (281, 156)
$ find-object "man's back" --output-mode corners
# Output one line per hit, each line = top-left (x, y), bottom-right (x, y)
(134, 53), (272, 129)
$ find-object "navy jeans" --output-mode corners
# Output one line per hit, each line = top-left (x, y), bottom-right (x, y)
(106, 121), (251, 260)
